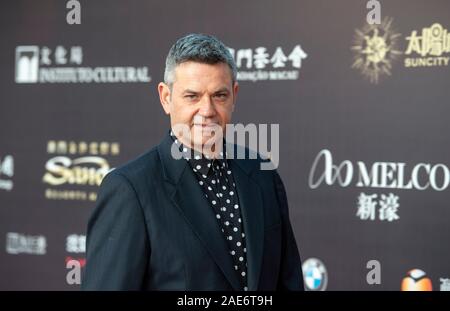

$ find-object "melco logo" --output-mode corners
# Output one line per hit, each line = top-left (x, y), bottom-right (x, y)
(308, 149), (449, 191)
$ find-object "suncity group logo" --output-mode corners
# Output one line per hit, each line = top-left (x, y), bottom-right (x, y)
(302, 258), (328, 291)
(15, 45), (151, 84)
(308, 149), (449, 222)
(404, 23), (450, 68)
(351, 17), (402, 84)
(42, 140), (119, 201)
(0, 155), (14, 191)
(228, 44), (307, 82)
(352, 19), (450, 83)
(401, 269), (433, 291)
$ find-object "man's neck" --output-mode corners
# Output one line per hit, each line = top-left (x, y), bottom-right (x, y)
(171, 131), (223, 159)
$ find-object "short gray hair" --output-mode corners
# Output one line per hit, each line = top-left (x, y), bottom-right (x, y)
(164, 33), (237, 87)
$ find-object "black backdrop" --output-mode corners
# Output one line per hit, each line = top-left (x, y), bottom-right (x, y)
(1, 0), (449, 290)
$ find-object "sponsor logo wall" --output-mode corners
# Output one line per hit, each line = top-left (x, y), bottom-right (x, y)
(15, 45), (151, 84)
(0, 155), (14, 191)
(0, 0), (449, 290)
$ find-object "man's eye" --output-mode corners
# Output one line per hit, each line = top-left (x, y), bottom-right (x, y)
(214, 93), (228, 99)
(184, 94), (197, 99)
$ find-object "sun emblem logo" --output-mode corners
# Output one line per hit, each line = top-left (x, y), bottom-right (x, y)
(351, 17), (402, 84)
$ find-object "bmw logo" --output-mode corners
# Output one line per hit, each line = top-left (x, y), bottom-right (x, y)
(302, 258), (328, 291)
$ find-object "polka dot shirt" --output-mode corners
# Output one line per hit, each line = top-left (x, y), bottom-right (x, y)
(170, 131), (248, 291)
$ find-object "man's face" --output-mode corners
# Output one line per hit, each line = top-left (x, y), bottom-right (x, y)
(158, 61), (238, 149)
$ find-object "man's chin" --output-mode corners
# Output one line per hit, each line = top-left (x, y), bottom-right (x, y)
(192, 137), (214, 147)
(191, 135), (222, 153)
(191, 129), (223, 140)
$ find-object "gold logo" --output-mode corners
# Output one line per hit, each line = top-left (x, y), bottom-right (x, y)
(351, 17), (402, 84)
(43, 140), (119, 201)
(404, 23), (450, 67)
(43, 156), (111, 186)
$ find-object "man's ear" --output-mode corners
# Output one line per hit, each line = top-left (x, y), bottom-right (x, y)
(158, 82), (171, 115)
(232, 81), (239, 112)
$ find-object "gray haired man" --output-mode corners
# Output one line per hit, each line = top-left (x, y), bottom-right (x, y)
(82, 33), (303, 291)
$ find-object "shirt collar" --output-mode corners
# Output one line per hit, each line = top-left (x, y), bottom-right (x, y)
(169, 130), (228, 176)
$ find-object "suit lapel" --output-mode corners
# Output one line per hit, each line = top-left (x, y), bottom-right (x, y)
(158, 132), (265, 291)
(158, 133), (241, 290)
(230, 160), (264, 291)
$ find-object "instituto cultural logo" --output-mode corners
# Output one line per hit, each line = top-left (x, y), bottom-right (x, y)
(15, 45), (151, 84)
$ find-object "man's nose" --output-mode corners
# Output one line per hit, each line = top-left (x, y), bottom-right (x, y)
(198, 95), (216, 117)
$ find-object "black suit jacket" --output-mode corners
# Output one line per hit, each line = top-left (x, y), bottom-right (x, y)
(82, 132), (303, 290)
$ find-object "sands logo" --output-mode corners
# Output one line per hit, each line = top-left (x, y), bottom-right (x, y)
(43, 140), (119, 201)
(43, 156), (110, 186)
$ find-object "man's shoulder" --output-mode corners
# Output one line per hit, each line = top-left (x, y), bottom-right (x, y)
(228, 144), (276, 177)
(105, 145), (161, 185)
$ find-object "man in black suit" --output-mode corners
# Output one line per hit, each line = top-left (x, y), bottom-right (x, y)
(82, 33), (303, 291)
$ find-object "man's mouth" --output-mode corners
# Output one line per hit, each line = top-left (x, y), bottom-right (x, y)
(193, 123), (220, 128)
